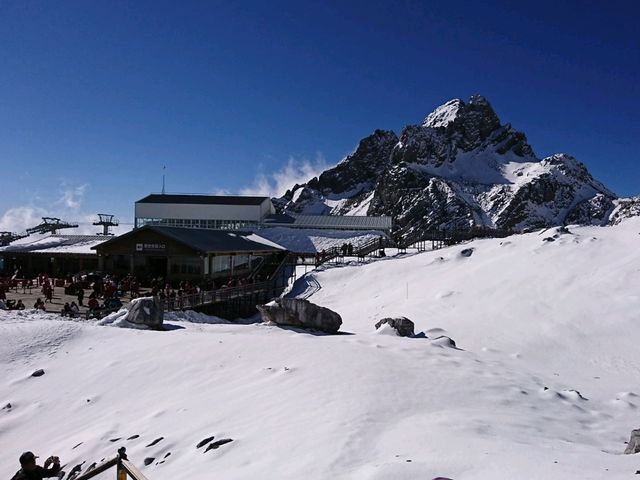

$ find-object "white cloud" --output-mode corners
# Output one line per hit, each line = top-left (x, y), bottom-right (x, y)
(56, 183), (89, 209)
(240, 154), (330, 198)
(0, 206), (48, 233)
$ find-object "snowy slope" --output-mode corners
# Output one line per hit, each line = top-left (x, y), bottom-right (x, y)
(2, 219), (640, 479)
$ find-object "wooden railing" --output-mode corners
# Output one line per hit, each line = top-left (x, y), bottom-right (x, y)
(71, 448), (148, 480)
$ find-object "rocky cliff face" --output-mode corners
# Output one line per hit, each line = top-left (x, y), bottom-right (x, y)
(276, 95), (630, 236)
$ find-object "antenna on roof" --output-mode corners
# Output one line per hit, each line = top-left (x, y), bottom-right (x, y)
(26, 217), (79, 235)
(162, 165), (166, 195)
(93, 213), (120, 236)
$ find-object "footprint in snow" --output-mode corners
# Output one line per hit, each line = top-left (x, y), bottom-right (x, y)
(146, 437), (164, 447)
(197, 436), (215, 448)
(204, 439), (233, 452)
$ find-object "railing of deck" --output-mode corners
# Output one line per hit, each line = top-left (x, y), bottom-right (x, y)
(70, 448), (148, 480)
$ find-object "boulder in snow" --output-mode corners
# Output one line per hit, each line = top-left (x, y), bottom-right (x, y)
(460, 248), (474, 257)
(31, 369), (45, 377)
(430, 336), (457, 348)
(624, 429), (640, 454)
(374, 317), (415, 337)
(125, 297), (164, 330)
(257, 298), (342, 334)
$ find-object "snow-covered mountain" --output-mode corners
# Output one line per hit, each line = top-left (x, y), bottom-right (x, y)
(276, 95), (633, 235)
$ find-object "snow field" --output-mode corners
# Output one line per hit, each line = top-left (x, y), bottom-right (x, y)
(1, 218), (640, 479)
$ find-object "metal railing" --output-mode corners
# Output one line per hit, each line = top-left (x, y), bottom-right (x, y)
(70, 448), (148, 480)
(164, 253), (297, 312)
(164, 280), (274, 311)
(398, 226), (514, 250)
(293, 236), (396, 266)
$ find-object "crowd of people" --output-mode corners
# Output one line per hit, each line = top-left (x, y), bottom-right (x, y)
(1, 268), (269, 316)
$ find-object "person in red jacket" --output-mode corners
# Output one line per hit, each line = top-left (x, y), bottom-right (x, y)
(88, 296), (99, 311)
(11, 452), (61, 480)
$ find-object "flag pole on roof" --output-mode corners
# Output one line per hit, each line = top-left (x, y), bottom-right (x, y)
(162, 165), (166, 195)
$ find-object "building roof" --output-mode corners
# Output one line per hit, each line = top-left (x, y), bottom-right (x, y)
(93, 226), (286, 254)
(0, 235), (106, 256)
(136, 194), (269, 206)
(263, 213), (392, 230)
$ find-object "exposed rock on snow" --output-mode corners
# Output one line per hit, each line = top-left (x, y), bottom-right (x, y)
(126, 297), (164, 330)
(430, 336), (458, 348)
(609, 196), (640, 225)
(31, 369), (45, 377)
(460, 248), (474, 257)
(257, 298), (342, 334)
(275, 95), (635, 236)
(374, 317), (415, 337)
(625, 429), (640, 454)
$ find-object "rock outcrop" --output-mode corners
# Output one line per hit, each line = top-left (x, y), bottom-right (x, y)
(257, 298), (342, 334)
(126, 297), (164, 330)
(275, 95), (634, 237)
(374, 317), (415, 337)
(624, 429), (640, 454)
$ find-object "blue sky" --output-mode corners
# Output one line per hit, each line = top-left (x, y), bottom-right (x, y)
(1, 0), (638, 232)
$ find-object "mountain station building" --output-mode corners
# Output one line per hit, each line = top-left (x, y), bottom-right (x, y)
(92, 225), (286, 281)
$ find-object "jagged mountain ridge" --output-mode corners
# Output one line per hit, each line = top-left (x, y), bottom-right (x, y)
(276, 95), (633, 235)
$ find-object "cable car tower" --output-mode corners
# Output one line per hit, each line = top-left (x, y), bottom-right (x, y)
(26, 217), (79, 235)
(93, 213), (119, 236)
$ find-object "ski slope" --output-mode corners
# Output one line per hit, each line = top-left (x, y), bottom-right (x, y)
(2, 219), (640, 479)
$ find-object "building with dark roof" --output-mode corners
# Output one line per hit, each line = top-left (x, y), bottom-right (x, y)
(93, 225), (286, 281)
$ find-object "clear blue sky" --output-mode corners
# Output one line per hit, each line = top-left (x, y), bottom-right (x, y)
(1, 0), (638, 230)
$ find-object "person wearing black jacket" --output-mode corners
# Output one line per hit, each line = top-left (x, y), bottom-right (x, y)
(11, 452), (61, 480)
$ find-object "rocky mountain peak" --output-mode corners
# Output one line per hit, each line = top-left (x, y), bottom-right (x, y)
(275, 95), (634, 233)
(422, 94), (500, 136)
(422, 98), (464, 128)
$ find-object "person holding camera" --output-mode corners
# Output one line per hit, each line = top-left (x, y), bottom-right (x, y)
(11, 452), (61, 480)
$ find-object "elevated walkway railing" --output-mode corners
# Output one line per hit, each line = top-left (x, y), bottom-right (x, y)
(165, 252), (298, 312)
(294, 236), (396, 266)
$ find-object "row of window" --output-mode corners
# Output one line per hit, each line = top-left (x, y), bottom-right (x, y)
(136, 218), (259, 230)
